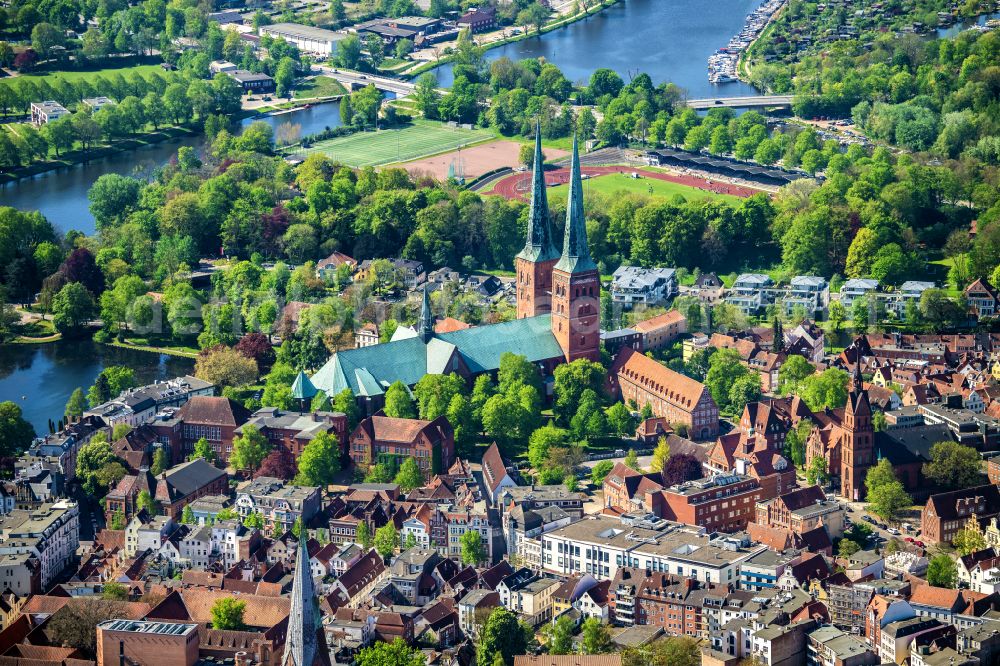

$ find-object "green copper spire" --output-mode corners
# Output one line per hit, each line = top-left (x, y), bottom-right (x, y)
(291, 370), (317, 401)
(555, 134), (597, 274)
(418, 284), (433, 342)
(515, 124), (559, 263)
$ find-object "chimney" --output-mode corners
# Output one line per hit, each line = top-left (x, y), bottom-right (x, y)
(235, 652), (249, 666)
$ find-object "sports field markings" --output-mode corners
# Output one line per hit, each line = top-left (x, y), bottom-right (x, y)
(299, 121), (494, 167)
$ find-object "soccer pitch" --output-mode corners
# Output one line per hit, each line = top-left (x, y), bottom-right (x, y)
(299, 121), (494, 167)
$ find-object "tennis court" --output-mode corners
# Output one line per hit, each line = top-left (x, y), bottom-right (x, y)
(299, 121), (495, 167)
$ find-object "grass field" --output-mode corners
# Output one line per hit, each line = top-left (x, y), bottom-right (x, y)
(546, 172), (743, 204)
(16, 64), (164, 86)
(294, 76), (348, 99)
(299, 120), (495, 167)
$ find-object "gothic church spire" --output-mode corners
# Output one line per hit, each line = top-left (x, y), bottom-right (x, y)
(554, 134), (597, 274)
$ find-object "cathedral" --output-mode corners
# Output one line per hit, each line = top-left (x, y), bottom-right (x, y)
(312, 130), (600, 411)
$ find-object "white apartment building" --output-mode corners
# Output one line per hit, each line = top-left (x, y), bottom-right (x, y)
(0, 500), (79, 590)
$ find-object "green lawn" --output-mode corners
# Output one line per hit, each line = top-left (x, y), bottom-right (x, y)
(545, 172), (744, 204)
(16, 64), (164, 86)
(299, 120), (495, 167)
(293, 76), (348, 99)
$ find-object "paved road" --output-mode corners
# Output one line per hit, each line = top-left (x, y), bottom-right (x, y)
(686, 95), (795, 109)
(317, 67), (419, 97)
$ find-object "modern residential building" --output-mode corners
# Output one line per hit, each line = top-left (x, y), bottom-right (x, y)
(840, 279), (880, 308)
(784, 275), (828, 317)
(890, 281), (936, 315)
(726, 273), (773, 314)
(30, 101), (69, 125)
(610, 266), (678, 307)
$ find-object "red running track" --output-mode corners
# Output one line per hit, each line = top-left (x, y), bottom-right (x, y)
(487, 165), (763, 200)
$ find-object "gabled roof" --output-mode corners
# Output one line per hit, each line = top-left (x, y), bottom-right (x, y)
(611, 346), (710, 410)
(481, 442), (510, 495)
(178, 396), (250, 426)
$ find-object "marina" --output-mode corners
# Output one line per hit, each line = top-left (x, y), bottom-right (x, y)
(708, 0), (786, 84)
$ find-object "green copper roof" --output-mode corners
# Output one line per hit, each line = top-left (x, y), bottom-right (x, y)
(311, 315), (563, 396)
(290, 370), (318, 400)
(554, 134), (598, 274)
(515, 126), (559, 264)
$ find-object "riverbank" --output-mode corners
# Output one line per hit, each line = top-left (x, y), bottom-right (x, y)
(0, 125), (201, 186)
(402, 0), (624, 81)
(103, 339), (201, 359)
(736, 0), (786, 85)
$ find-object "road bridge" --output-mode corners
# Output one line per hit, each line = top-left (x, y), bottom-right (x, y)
(318, 67), (418, 97)
(686, 95), (795, 110)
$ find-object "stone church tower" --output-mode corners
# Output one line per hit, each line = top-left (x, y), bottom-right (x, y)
(550, 136), (600, 363)
(515, 126), (560, 319)
(841, 356), (874, 501)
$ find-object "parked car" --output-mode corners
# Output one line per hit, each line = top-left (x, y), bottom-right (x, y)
(915, 540), (925, 548)
(862, 515), (874, 523)
(888, 528), (900, 535)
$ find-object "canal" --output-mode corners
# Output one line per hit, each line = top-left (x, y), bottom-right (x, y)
(0, 100), (345, 237)
(0, 339), (195, 436)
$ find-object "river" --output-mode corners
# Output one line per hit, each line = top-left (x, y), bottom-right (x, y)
(0, 339), (195, 436)
(0, 101), (345, 237)
(429, 0), (761, 96)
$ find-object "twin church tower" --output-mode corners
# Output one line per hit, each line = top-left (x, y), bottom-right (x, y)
(514, 129), (601, 363)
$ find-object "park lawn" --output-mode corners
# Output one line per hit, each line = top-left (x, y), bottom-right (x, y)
(293, 76), (348, 99)
(299, 120), (495, 167)
(18, 64), (164, 86)
(545, 172), (744, 205)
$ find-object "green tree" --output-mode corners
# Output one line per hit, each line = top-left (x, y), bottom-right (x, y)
(580, 617), (612, 654)
(923, 440), (983, 490)
(137, 489), (157, 515)
(374, 522), (399, 559)
(356, 638), (424, 666)
(295, 431), (341, 487)
(356, 521), (373, 548)
(384, 380), (416, 419)
(64, 388), (87, 421)
(477, 608), (526, 666)
(805, 456), (828, 487)
(926, 554), (957, 588)
(728, 372), (762, 414)
(102, 582), (128, 600)
(76, 439), (126, 496)
(181, 505), (195, 524)
(244, 512), (265, 530)
(191, 437), (215, 463)
(800, 369), (850, 411)
(704, 348), (748, 411)
(838, 539), (860, 557)
(553, 358), (605, 423)
(650, 436), (671, 472)
(624, 448), (641, 471)
(867, 480), (911, 523)
(777, 355), (815, 394)
(393, 456), (424, 491)
(333, 389), (361, 430)
(545, 615), (574, 655)
(52, 282), (96, 335)
(460, 529), (486, 565)
(590, 460), (614, 486)
(210, 598), (246, 630)
(0, 402), (34, 456)
(230, 425), (271, 472)
(109, 509), (126, 530)
(953, 519), (989, 556)
(606, 402), (636, 436)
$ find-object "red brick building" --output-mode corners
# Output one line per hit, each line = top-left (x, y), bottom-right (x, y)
(921, 484), (1000, 545)
(349, 414), (455, 479)
(657, 475), (762, 532)
(96, 620), (200, 666)
(610, 346), (719, 440)
(636, 574), (704, 635)
(236, 408), (347, 459)
(632, 311), (687, 352)
(150, 396), (250, 464)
